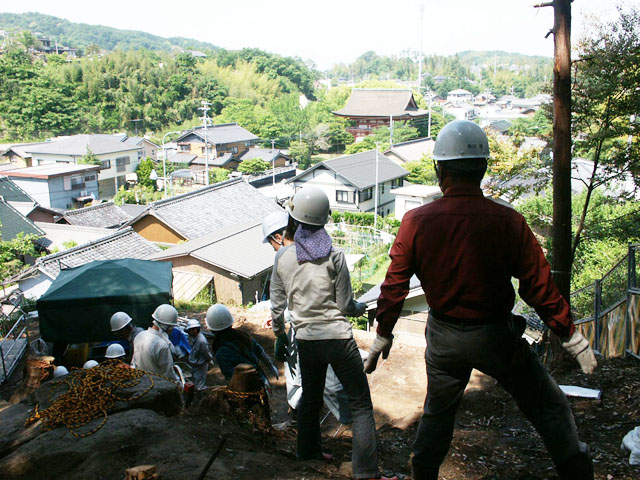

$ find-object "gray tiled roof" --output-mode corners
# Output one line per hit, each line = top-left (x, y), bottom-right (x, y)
(33, 227), (161, 279)
(333, 89), (428, 118)
(127, 179), (281, 240)
(0, 176), (35, 202)
(176, 123), (258, 146)
(196, 153), (235, 167)
(118, 203), (148, 218)
(63, 202), (131, 228)
(23, 134), (140, 156)
(288, 151), (409, 190)
(238, 148), (286, 163)
(148, 220), (276, 278)
(0, 198), (45, 241)
(167, 152), (198, 165)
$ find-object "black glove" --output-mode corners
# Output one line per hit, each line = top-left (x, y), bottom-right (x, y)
(274, 333), (289, 362)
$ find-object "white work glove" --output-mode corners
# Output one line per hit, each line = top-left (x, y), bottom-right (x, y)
(363, 334), (393, 374)
(562, 331), (597, 374)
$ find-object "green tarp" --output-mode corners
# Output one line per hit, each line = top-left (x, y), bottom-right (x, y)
(37, 259), (173, 343)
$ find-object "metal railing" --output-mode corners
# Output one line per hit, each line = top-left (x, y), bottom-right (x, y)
(571, 243), (640, 358)
(0, 290), (32, 383)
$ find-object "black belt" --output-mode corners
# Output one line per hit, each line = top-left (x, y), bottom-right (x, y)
(429, 310), (508, 326)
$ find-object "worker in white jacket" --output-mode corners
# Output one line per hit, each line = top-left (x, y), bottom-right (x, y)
(132, 304), (179, 381)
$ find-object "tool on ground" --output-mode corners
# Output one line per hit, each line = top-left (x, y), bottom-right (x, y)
(196, 434), (229, 480)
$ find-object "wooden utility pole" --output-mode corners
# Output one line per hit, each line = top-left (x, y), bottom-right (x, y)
(535, 0), (572, 301)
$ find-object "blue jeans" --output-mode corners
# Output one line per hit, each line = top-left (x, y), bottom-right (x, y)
(297, 338), (378, 479)
(412, 314), (589, 480)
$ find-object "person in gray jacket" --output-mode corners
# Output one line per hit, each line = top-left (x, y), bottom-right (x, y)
(185, 318), (213, 391)
(270, 186), (396, 480)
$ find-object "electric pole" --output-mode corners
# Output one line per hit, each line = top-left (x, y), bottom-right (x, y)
(199, 101), (212, 185)
(271, 139), (276, 188)
(535, 0), (572, 301)
(418, 4), (424, 92)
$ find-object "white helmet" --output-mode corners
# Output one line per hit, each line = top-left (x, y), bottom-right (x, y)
(83, 360), (99, 369)
(262, 210), (289, 243)
(186, 319), (201, 331)
(110, 311), (133, 332)
(53, 366), (69, 378)
(152, 304), (178, 326)
(287, 186), (330, 226)
(105, 343), (126, 359)
(433, 120), (490, 162)
(206, 304), (234, 331)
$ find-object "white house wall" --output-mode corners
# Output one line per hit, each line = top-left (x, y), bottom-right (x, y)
(31, 149), (141, 200)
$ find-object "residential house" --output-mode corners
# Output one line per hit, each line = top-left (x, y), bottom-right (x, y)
(34, 222), (113, 252)
(391, 184), (443, 221)
(58, 201), (131, 229)
(123, 136), (159, 161)
(0, 198), (45, 242)
(22, 134), (143, 199)
(123, 178), (282, 244)
(287, 150), (409, 217)
(0, 176), (61, 223)
(332, 89), (428, 142)
(6, 164), (100, 210)
(358, 275), (428, 336)
(384, 137), (435, 165)
(174, 123), (259, 170)
(34, 33), (76, 57)
(147, 220), (276, 305)
(0, 142), (48, 168)
(446, 89), (474, 105)
(10, 227), (162, 299)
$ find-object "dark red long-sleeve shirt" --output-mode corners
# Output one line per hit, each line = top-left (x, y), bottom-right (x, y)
(376, 182), (575, 339)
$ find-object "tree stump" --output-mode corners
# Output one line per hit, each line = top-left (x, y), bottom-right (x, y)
(9, 356), (54, 404)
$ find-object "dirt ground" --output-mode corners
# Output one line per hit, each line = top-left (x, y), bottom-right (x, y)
(1, 308), (639, 479)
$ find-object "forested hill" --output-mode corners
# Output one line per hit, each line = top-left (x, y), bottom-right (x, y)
(0, 12), (219, 54)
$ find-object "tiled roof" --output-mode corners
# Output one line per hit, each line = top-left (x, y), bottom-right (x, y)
(167, 152), (198, 165)
(62, 202), (131, 228)
(384, 137), (435, 163)
(32, 227), (162, 279)
(333, 89), (428, 118)
(176, 123), (258, 146)
(0, 198), (45, 241)
(126, 179), (282, 240)
(0, 176), (35, 202)
(6, 164), (101, 179)
(148, 220), (276, 278)
(357, 275), (422, 304)
(23, 134), (140, 156)
(238, 148), (287, 163)
(288, 150), (409, 190)
(35, 222), (113, 251)
(118, 203), (148, 218)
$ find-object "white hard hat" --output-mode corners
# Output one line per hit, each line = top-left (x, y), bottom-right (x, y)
(287, 186), (330, 226)
(110, 311), (133, 332)
(205, 304), (234, 331)
(433, 120), (490, 162)
(152, 304), (178, 326)
(262, 210), (289, 243)
(105, 343), (126, 359)
(53, 366), (69, 378)
(83, 360), (99, 369)
(186, 319), (201, 330)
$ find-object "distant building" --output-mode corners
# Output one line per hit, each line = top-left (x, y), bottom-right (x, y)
(332, 89), (428, 142)
(446, 89), (474, 105)
(391, 184), (442, 221)
(384, 137), (435, 165)
(287, 150), (409, 217)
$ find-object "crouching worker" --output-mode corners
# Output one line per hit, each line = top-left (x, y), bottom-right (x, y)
(185, 318), (213, 391)
(132, 304), (179, 381)
(206, 304), (278, 389)
(104, 343), (129, 367)
(270, 186), (397, 480)
(110, 311), (144, 362)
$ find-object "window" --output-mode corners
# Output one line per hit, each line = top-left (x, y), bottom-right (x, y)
(336, 190), (353, 203)
(115, 156), (130, 173)
(69, 174), (85, 190)
(392, 178), (403, 188)
(380, 184), (385, 195)
(100, 160), (111, 169)
(84, 174), (96, 182)
(359, 188), (373, 202)
(231, 146), (238, 154)
(180, 144), (190, 152)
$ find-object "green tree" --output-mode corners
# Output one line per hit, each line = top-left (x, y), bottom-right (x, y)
(135, 158), (156, 189)
(404, 158), (437, 185)
(0, 233), (42, 282)
(209, 167), (229, 184)
(78, 147), (100, 165)
(237, 158), (270, 174)
(571, 6), (640, 258)
(288, 141), (311, 169)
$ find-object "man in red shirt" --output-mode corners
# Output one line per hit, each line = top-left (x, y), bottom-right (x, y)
(364, 120), (596, 480)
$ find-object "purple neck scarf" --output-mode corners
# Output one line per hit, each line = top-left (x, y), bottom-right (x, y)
(294, 223), (332, 263)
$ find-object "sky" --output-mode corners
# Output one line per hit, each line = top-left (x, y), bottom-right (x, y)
(1, 0), (636, 70)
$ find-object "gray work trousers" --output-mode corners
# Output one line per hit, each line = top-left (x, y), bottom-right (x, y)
(412, 314), (587, 479)
(297, 338), (378, 479)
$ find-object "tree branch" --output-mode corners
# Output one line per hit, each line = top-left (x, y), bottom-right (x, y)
(533, 2), (555, 7)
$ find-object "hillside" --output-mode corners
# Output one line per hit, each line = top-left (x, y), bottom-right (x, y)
(0, 12), (219, 54)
